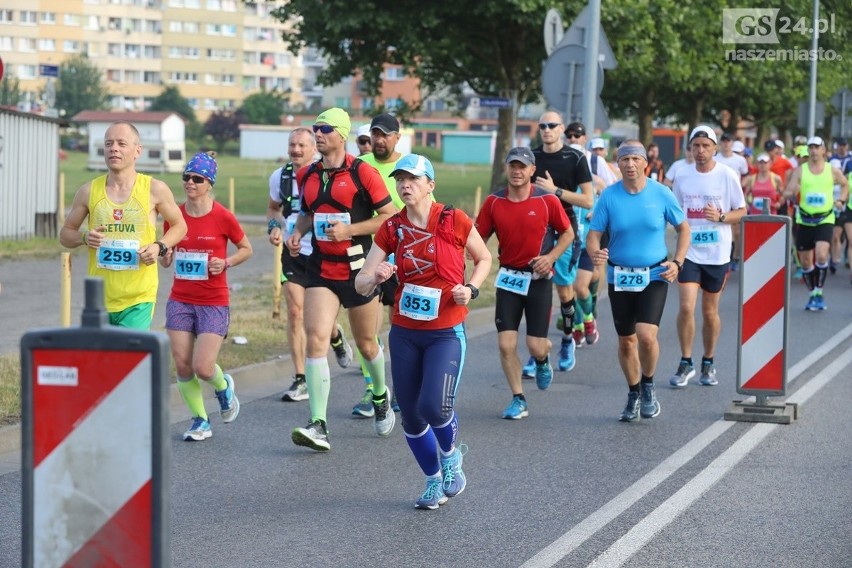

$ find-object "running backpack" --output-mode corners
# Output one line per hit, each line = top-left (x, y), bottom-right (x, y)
(386, 205), (466, 284)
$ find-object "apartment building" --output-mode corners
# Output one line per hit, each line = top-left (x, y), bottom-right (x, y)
(0, 0), (323, 120)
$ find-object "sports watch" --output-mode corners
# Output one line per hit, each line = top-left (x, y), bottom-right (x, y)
(155, 241), (168, 257)
(465, 284), (479, 300)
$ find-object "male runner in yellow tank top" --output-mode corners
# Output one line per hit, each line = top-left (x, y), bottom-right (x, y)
(60, 121), (186, 329)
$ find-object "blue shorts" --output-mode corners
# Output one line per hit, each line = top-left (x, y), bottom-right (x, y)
(553, 239), (581, 286)
(677, 259), (729, 294)
(577, 248), (594, 272)
(166, 300), (230, 336)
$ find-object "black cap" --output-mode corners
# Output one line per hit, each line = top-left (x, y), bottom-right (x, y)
(720, 132), (733, 141)
(505, 146), (536, 166)
(764, 140), (777, 152)
(565, 121), (586, 136)
(370, 113), (400, 134)
(835, 137), (848, 145)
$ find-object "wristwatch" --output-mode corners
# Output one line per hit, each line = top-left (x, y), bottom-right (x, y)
(671, 259), (683, 272)
(719, 213), (726, 223)
(555, 188), (564, 199)
(464, 284), (479, 299)
(155, 241), (168, 257)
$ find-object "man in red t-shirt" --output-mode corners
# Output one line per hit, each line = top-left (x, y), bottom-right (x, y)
(286, 108), (398, 451)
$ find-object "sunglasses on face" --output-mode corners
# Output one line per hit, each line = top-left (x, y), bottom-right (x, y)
(182, 174), (206, 184)
(357, 137), (371, 145)
(566, 132), (585, 139)
(538, 122), (561, 130)
(312, 124), (335, 134)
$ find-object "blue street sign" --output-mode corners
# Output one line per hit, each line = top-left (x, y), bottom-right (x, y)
(39, 65), (59, 78)
(479, 97), (511, 108)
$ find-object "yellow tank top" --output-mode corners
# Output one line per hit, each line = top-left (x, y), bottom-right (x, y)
(87, 174), (158, 311)
(797, 163), (835, 225)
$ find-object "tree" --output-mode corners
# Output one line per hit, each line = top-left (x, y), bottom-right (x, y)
(271, 0), (578, 191)
(203, 110), (243, 153)
(55, 54), (109, 118)
(150, 85), (197, 124)
(0, 76), (22, 107)
(239, 89), (287, 125)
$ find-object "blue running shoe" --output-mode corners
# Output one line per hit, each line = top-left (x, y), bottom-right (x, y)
(558, 337), (576, 372)
(502, 395), (529, 420)
(669, 360), (696, 388)
(699, 362), (718, 386)
(535, 356), (553, 390)
(215, 373), (240, 423)
(521, 356), (536, 379)
(619, 391), (641, 422)
(639, 382), (661, 418)
(814, 293), (827, 311)
(805, 295), (819, 311)
(441, 443), (468, 497)
(415, 477), (448, 510)
(183, 416), (212, 441)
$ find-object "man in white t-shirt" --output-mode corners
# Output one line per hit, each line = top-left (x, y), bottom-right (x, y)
(669, 125), (747, 389)
(664, 140), (694, 188)
(715, 133), (749, 178)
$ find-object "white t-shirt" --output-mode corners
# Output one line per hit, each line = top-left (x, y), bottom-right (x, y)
(665, 158), (692, 183)
(714, 152), (749, 177)
(268, 165), (313, 256)
(585, 151), (618, 187)
(673, 162), (746, 265)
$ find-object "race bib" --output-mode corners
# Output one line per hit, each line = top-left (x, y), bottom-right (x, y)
(97, 239), (139, 271)
(691, 227), (720, 247)
(314, 212), (351, 242)
(613, 265), (649, 292)
(495, 267), (532, 296)
(399, 283), (441, 321)
(752, 197), (766, 212)
(804, 193), (826, 208)
(174, 251), (209, 280)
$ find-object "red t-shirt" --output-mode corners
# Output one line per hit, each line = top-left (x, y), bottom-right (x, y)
(770, 155), (793, 181)
(375, 203), (473, 330)
(298, 155), (392, 280)
(164, 201), (245, 306)
(475, 186), (570, 269)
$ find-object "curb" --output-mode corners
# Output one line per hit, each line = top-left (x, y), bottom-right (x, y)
(0, 306), (496, 468)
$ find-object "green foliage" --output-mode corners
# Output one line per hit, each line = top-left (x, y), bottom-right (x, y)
(56, 54), (110, 118)
(150, 85), (197, 125)
(238, 89), (287, 125)
(0, 76), (22, 107)
(204, 110), (243, 153)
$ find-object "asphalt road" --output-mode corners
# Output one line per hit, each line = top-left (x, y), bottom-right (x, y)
(1, 256), (851, 567)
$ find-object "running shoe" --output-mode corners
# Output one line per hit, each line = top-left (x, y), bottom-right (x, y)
(572, 327), (585, 348)
(330, 324), (354, 368)
(502, 395), (529, 420)
(215, 373), (240, 423)
(813, 293), (827, 311)
(352, 388), (375, 418)
(829, 260), (837, 274)
(291, 419), (330, 452)
(536, 356), (554, 389)
(805, 295), (820, 311)
(521, 356), (536, 379)
(639, 382), (661, 418)
(558, 337), (576, 372)
(669, 360), (696, 388)
(699, 362), (718, 386)
(619, 391), (641, 422)
(415, 477), (448, 510)
(584, 318), (600, 345)
(440, 443), (468, 498)
(373, 388), (395, 437)
(281, 376), (308, 402)
(183, 416), (212, 441)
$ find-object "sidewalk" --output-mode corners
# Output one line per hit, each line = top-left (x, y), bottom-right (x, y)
(0, 305), (496, 475)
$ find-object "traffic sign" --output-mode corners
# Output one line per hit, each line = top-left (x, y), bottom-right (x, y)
(479, 97), (511, 109)
(797, 101), (824, 129)
(543, 8), (564, 56)
(38, 64), (59, 78)
(541, 43), (609, 128)
(556, 4), (616, 70)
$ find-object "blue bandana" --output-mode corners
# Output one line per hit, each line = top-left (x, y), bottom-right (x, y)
(184, 152), (217, 185)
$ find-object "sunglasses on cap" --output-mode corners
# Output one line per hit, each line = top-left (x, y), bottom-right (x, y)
(538, 122), (562, 130)
(182, 174), (207, 184)
(566, 131), (585, 139)
(312, 124), (335, 134)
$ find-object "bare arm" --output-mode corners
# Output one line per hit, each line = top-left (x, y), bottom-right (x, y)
(354, 244), (391, 296)
(782, 167), (802, 201)
(59, 183), (92, 249)
(833, 167), (849, 205)
(210, 234), (253, 276)
(531, 227), (573, 276)
(266, 198), (284, 246)
(451, 227), (492, 305)
(152, 179), (187, 248)
(323, 201), (399, 242)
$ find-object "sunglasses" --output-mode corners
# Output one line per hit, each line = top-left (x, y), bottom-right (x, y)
(357, 137), (371, 145)
(182, 174), (206, 184)
(312, 124), (335, 134)
(566, 132), (585, 139)
(538, 122), (561, 130)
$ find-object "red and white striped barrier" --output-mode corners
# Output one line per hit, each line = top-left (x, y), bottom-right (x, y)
(736, 216), (791, 396)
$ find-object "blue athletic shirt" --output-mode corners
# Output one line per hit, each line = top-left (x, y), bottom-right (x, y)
(589, 179), (685, 284)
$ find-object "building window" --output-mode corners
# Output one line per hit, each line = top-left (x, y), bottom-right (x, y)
(40, 12), (56, 24)
(0, 36), (11, 50)
(221, 0), (236, 11)
(186, 47), (199, 59)
(168, 21), (181, 32)
(18, 38), (36, 52)
(184, 22), (198, 33)
(143, 71), (161, 84)
(168, 150), (183, 160)
(149, 149), (161, 159)
(143, 45), (161, 58)
(207, 0), (220, 8)
(97, 148), (105, 157)
(85, 15), (99, 30)
(206, 23), (221, 35)
(0, 10), (13, 23)
(222, 24), (237, 37)
(64, 14), (80, 26)
(385, 67), (405, 81)
(385, 98), (402, 110)
(20, 11), (37, 24)
(222, 74), (235, 85)
(185, 0), (200, 7)
(63, 40), (79, 53)
(168, 46), (181, 58)
(334, 97), (351, 109)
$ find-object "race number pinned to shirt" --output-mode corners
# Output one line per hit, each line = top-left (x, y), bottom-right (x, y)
(690, 227), (720, 247)
(613, 265), (649, 292)
(97, 239), (139, 270)
(804, 193), (826, 208)
(495, 267), (532, 296)
(399, 283), (441, 321)
(752, 197), (766, 212)
(174, 251), (209, 280)
(314, 212), (351, 242)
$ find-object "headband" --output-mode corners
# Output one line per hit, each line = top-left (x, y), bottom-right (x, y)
(616, 145), (648, 161)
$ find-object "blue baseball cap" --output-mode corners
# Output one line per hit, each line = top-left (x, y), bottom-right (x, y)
(389, 154), (435, 180)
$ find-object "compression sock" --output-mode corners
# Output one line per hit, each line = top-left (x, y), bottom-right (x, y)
(363, 347), (387, 397)
(177, 377), (207, 420)
(432, 412), (458, 454)
(589, 279), (600, 317)
(209, 364), (227, 391)
(357, 350), (374, 389)
(815, 262), (829, 288)
(405, 426), (440, 476)
(577, 295), (594, 322)
(560, 300), (576, 338)
(305, 357), (331, 423)
(801, 267), (815, 291)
